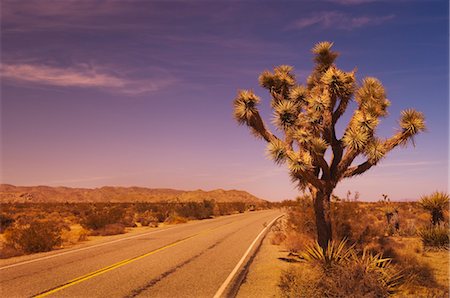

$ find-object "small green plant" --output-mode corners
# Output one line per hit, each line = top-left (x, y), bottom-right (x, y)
(418, 225), (449, 248)
(419, 191), (449, 226)
(4, 220), (63, 253)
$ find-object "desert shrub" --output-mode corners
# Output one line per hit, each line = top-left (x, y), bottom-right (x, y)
(331, 201), (385, 248)
(284, 232), (311, 253)
(136, 211), (158, 227)
(0, 214), (14, 233)
(120, 211), (137, 227)
(165, 215), (188, 224)
(4, 220), (63, 253)
(279, 266), (322, 298)
(80, 205), (126, 230)
(90, 223), (125, 236)
(286, 196), (316, 237)
(271, 231), (286, 245)
(366, 237), (438, 288)
(176, 200), (214, 220)
(418, 225), (449, 248)
(270, 221), (287, 245)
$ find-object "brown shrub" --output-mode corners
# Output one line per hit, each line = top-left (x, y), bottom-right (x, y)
(271, 231), (287, 245)
(137, 211), (159, 227)
(279, 266), (322, 298)
(165, 215), (188, 224)
(4, 220), (63, 253)
(284, 232), (311, 253)
(90, 223), (125, 236)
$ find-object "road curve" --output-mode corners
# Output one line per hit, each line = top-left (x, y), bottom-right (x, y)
(0, 210), (282, 298)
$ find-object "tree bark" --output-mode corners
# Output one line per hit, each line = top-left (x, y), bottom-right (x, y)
(313, 189), (332, 250)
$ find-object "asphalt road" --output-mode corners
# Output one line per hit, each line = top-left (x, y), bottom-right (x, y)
(0, 210), (282, 298)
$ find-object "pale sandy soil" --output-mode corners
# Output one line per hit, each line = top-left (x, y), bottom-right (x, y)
(237, 227), (291, 298)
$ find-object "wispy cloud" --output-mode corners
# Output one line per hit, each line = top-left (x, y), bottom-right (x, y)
(327, 0), (378, 5)
(288, 11), (394, 30)
(1, 63), (175, 95)
(379, 160), (446, 168)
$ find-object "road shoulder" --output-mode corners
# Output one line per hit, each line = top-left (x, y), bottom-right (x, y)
(236, 223), (290, 298)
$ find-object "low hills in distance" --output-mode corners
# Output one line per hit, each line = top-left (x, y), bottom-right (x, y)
(0, 184), (267, 204)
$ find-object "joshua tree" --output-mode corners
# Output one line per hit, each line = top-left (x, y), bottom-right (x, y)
(419, 191), (449, 226)
(233, 42), (425, 250)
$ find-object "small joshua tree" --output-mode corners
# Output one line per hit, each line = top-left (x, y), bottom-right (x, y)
(419, 191), (449, 226)
(233, 42), (425, 250)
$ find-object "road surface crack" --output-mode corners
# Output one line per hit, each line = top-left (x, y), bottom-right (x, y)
(124, 233), (231, 298)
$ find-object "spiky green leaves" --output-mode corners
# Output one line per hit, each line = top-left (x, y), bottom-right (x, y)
(310, 138), (328, 155)
(312, 41), (339, 67)
(356, 78), (391, 117)
(289, 85), (307, 107)
(342, 127), (370, 151)
(400, 109), (426, 136)
(287, 151), (313, 173)
(273, 100), (298, 130)
(321, 67), (355, 100)
(258, 65), (295, 93)
(353, 110), (379, 132)
(233, 90), (260, 125)
(364, 138), (386, 164)
(266, 139), (287, 165)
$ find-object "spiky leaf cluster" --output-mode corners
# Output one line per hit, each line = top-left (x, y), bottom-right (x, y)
(400, 109), (426, 136)
(266, 139), (287, 165)
(233, 90), (260, 125)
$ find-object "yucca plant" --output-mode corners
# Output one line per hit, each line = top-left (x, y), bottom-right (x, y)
(419, 191), (449, 226)
(302, 239), (354, 267)
(350, 248), (404, 295)
(233, 42), (425, 250)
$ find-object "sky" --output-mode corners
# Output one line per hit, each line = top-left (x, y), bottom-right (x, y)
(1, 0), (448, 201)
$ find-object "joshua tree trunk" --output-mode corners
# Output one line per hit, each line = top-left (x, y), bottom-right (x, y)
(313, 189), (332, 249)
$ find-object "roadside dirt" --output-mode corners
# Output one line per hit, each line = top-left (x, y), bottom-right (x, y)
(237, 226), (290, 298)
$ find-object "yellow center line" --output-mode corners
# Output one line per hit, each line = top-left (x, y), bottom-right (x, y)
(34, 221), (234, 297)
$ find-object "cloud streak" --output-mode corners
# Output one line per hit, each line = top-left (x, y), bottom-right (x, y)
(1, 63), (175, 95)
(288, 11), (394, 30)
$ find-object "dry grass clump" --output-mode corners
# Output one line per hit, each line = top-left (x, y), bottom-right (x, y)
(418, 225), (449, 248)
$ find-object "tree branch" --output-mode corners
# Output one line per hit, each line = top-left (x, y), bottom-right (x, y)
(343, 161), (373, 178)
(247, 112), (278, 143)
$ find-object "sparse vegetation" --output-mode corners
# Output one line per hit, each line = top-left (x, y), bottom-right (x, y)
(273, 198), (449, 296)
(0, 200), (263, 258)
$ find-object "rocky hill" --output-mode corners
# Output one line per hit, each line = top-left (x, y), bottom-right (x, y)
(0, 184), (267, 204)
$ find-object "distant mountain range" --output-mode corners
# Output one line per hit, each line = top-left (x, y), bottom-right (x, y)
(0, 184), (267, 204)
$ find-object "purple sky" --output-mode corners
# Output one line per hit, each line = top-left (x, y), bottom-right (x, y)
(1, 0), (448, 201)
